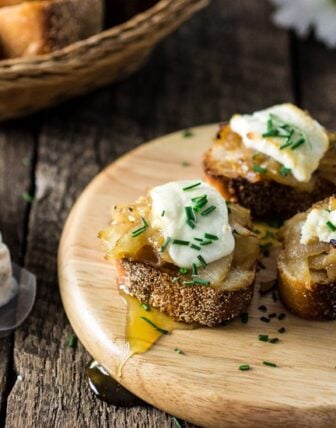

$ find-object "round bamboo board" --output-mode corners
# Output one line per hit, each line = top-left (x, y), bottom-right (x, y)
(58, 125), (336, 427)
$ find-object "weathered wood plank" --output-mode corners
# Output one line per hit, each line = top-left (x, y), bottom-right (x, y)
(0, 120), (35, 420)
(6, 1), (293, 427)
(296, 37), (336, 128)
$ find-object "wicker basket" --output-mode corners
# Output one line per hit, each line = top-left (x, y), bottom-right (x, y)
(0, 0), (208, 121)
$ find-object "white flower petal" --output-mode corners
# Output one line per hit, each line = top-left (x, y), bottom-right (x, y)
(269, 0), (336, 48)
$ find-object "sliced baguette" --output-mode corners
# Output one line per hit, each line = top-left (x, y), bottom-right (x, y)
(0, 0), (103, 58)
(115, 259), (255, 327)
(278, 197), (336, 320)
(100, 193), (259, 327)
(203, 125), (336, 220)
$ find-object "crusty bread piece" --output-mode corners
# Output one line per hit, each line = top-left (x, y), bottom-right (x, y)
(203, 125), (336, 220)
(115, 259), (255, 327)
(278, 197), (336, 320)
(100, 194), (259, 327)
(0, 0), (103, 58)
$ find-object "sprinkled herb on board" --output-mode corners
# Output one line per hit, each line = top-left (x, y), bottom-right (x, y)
(258, 334), (269, 342)
(140, 317), (169, 335)
(183, 129), (193, 138)
(263, 361), (277, 368)
(174, 348), (184, 355)
(258, 305), (267, 312)
(239, 364), (251, 371)
(181, 161), (190, 166)
(278, 313), (286, 320)
(278, 327), (286, 334)
(260, 316), (270, 323)
(269, 338), (279, 344)
(141, 303), (150, 311)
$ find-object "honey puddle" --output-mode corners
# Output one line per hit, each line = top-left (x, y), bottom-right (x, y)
(120, 291), (192, 358)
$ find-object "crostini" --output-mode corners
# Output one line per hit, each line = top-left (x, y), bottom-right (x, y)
(99, 180), (259, 327)
(278, 196), (336, 320)
(204, 103), (336, 219)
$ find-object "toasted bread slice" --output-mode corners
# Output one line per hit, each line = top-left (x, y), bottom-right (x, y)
(0, 0), (103, 58)
(114, 259), (255, 326)
(278, 197), (336, 320)
(99, 192), (259, 327)
(204, 125), (336, 220)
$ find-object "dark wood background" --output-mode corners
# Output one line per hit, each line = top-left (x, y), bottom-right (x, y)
(0, 0), (335, 426)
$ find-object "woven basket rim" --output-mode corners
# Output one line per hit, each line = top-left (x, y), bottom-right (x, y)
(0, 0), (195, 69)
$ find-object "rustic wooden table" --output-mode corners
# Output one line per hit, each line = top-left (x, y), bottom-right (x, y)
(0, 1), (335, 427)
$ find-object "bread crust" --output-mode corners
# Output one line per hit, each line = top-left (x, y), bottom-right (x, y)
(278, 197), (336, 320)
(0, 0), (103, 58)
(278, 267), (336, 320)
(204, 161), (336, 220)
(203, 129), (336, 220)
(115, 259), (255, 327)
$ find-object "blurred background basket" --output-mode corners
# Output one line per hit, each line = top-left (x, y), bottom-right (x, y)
(0, 0), (208, 122)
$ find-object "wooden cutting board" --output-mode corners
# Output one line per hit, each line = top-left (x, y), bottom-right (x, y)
(58, 125), (336, 428)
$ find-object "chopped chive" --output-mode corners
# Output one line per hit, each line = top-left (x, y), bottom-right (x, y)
(68, 335), (77, 348)
(258, 305), (267, 312)
(161, 210), (165, 217)
(192, 263), (198, 276)
(326, 221), (336, 232)
(183, 129), (193, 138)
(194, 237), (204, 242)
(185, 206), (196, 222)
(183, 182), (201, 191)
(262, 130), (279, 138)
(258, 334), (269, 342)
(200, 240), (213, 246)
(172, 277), (179, 283)
(193, 197), (208, 211)
(279, 140), (293, 150)
(181, 161), (190, 167)
(140, 317), (168, 335)
(191, 194), (207, 203)
(141, 217), (149, 228)
(279, 165), (291, 176)
(278, 313), (286, 320)
(172, 416), (183, 428)
(252, 165), (267, 174)
(201, 205), (216, 216)
(179, 267), (188, 274)
(241, 312), (248, 324)
(263, 361), (277, 367)
(192, 278), (210, 286)
(190, 244), (201, 251)
(131, 226), (147, 237)
(260, 316), (270, 323)
(268, 313), (277, 319)
(269, 338), (279, 344)
(272, 290), (278, 302)
(183, 281), (194, 286)
(278, 327), (286, 334)
(160, 237), (171, 252)
(141, 303), (150, 311)
(174, 348), (184, 355)
(173, 239), (190, 245)
(197, 255), (207, 268)
(291, 138), (305, 150)
(204, 233), (219, 241)
(186, 219), (195, 229)
(239, 364), (250, 371)
(22, 191), (34, 203)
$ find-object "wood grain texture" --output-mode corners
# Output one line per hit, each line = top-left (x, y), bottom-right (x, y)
(0, 120), (35, 421)
(3, 0), (295, 426)
(59, 127), (336, 427)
